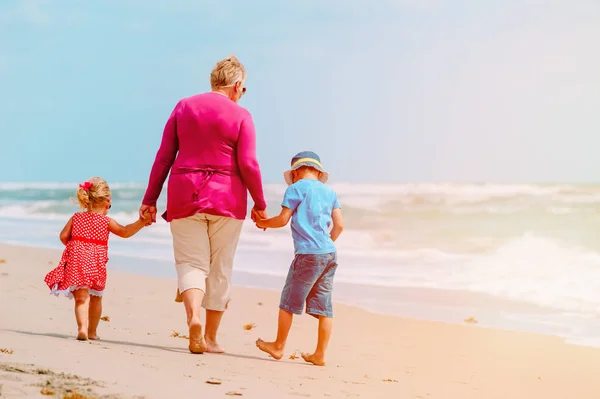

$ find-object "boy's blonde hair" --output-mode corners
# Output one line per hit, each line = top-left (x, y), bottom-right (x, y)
(75, 176), (111, 210)
(210, 55), (246, 89)
(292, 165), (321, 176)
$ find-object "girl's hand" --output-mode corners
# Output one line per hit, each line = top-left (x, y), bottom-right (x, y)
(140, 210), (152, 225)
(139, 204), (157, 225)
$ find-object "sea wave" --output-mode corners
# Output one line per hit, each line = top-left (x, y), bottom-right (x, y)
(4, 183), (600, 217)
(3, 182), (600, 317)
(0, 182), (146, 191)
(451, 234), (600, 314)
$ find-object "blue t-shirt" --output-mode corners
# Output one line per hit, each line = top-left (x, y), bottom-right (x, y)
(282, 179), (341, 255)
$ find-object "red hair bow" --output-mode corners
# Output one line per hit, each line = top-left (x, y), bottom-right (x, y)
(79, 182), (93, 192)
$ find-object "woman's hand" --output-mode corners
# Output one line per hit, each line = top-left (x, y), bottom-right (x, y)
(139, 204), (157, 226)
(140, 209), (153, 225)
(251, 208), (267, 222)
(252, 208), (267, 231)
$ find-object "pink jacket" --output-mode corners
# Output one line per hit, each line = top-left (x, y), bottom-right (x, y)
(142, 92), (267, 222)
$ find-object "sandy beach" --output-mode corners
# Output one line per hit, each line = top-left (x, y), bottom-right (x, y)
(1, 243), (599, 399)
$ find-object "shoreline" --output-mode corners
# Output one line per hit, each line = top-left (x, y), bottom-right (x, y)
(2, 243), (600, 398)
(2, 241), (598, 349)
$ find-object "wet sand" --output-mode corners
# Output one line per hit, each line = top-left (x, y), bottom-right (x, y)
(1, 243), (599, 398)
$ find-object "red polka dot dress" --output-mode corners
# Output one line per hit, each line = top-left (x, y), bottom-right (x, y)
(44, 212), (110, 298)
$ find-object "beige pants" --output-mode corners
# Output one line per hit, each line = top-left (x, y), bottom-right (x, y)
(170, 213), (243, 311)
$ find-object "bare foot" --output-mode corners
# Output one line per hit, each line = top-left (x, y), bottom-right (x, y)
(88, 328), (99, 340)
(188, 322), (207, 354)
(205, 338), (226, 353)
(256, 338), (284, 360)
(301, 352), (326, 366)
(76, 331), (88, 341)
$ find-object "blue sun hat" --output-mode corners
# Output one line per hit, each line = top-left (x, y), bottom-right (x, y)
(283, 150), (329, 185)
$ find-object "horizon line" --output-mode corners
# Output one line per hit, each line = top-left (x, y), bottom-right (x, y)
(2, 180), (600, 186)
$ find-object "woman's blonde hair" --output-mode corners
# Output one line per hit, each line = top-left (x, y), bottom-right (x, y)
(210, 55), (246, 89)
(74, 176), (111, 210)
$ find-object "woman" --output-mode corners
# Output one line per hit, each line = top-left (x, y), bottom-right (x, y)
(139, 55), (267, 354)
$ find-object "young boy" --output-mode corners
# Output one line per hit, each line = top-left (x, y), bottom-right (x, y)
(253, 151), (344, 366)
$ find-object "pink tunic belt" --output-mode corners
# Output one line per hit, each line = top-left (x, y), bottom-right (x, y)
(161, 165), (240, 221)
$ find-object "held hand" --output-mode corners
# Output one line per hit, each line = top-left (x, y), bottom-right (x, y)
(253, 209), (268, 221)
(252, 208), (268, 231)
(139, 204), (157, 226)
(140, 210), (152, 225)
(255, 219), (266, 229)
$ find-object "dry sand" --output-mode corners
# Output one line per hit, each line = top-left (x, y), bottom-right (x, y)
(1, 243), (599, 399)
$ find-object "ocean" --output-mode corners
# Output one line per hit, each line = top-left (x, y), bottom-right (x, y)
(2, 182), (600, 346)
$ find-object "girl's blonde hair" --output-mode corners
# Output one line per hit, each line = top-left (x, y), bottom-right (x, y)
(75, 176), (111, 210)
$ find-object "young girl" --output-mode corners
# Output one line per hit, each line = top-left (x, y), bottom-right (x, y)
(44, 177), (151, 341)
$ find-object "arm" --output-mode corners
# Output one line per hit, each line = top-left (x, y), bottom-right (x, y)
(141, 102), (181, 212)
(59, 217), (73, 245)
(256, 207), (294, 229)
(236, 115), (267, 211)
(108, 213), (150, 238)
(256, 184), (301, 229)
(330, 208), (344, 242)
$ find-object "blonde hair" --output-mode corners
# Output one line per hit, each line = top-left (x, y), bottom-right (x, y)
(210, 55), (246, 89)
(74, 176), (111, 211)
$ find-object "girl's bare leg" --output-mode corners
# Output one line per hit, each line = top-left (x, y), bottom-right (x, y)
(72, 289), (90, 340)
(88, 295), (102, 340)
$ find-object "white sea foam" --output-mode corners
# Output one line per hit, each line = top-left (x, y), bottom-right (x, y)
(452, 234), (600, 314)
(0, 182), (146, 191)
(329, 182), (573, 203)
(3, 182), (600, 320)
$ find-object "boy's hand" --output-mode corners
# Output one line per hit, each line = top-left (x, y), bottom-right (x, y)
(252, 209), (267, 231)
(252, 208), (267, 221)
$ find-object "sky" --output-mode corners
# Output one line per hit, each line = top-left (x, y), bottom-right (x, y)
(1, 0), (599, 184)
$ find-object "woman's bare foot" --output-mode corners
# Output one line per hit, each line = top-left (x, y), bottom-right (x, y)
(256, 338), (284, 360)
(301, 352), (326, 366)
(76, 331), (88, 341)
(188, 322), (207, 354)
(205, 338), (226, 353)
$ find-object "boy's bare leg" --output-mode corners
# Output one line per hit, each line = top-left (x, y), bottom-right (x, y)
(256, 308), (293, 360)
(302, 315), (332, 366)
(182, 288), (207, 353)
(88, 296), (102, 340)
(204, 310), (225, 353)
(73, 289), (90, 340)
